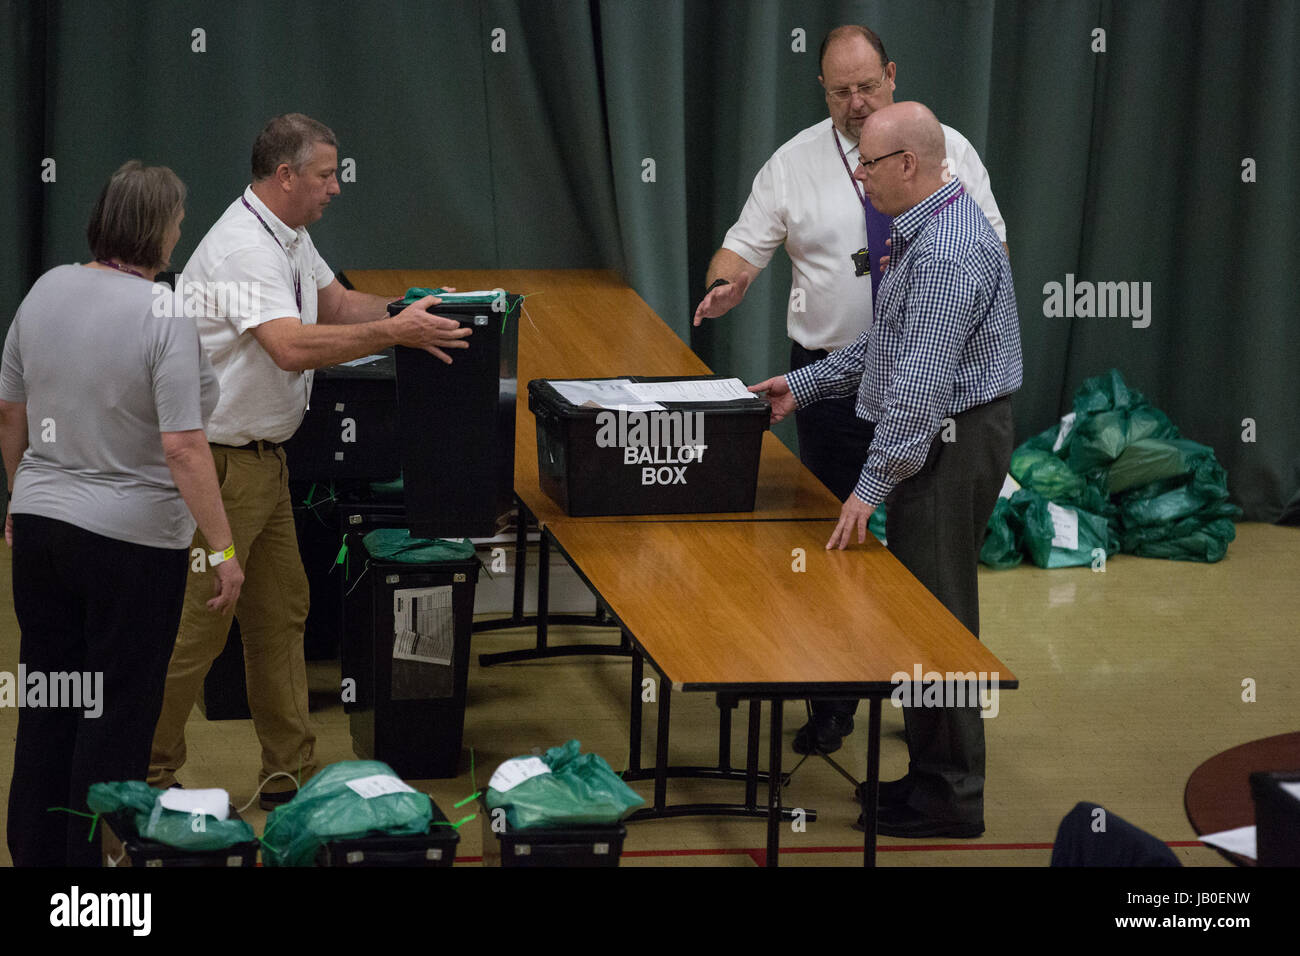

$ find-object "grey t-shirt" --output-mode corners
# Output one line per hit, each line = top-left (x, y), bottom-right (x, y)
(0, 264), (220, 548)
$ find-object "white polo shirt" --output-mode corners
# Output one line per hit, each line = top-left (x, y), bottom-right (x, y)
(181, 186), (334, 445)
(722, 117), (1006, 352)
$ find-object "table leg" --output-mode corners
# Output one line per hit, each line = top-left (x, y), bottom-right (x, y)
(628, 642), (643, 775)
(767, 699), (783, 867)
(510, 496), (528, 623)
(745, 700), (761, 810)
(654, 669), (671, 812)
(863, 697), (882, 867)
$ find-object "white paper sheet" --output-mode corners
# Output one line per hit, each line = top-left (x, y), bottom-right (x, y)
(1052, 411), (1077, 452)
(550, 378), (649, 409)
(345, 774), (418, 799)
(339, 354), (387, 367)
(393, 586), (454, 665)
(1046, 502), (1080, 551)
(489, 756), (552, 793)
(1199, 825), (1257, 859)
(998, 473), (1021, 500)
(159, 788), (230, 820)
(629, 377), (753, 403)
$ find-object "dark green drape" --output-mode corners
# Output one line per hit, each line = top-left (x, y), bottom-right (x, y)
(3, 0), (1296, 520)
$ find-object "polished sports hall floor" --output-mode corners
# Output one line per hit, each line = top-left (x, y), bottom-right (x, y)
(1, 521), (1295, 867)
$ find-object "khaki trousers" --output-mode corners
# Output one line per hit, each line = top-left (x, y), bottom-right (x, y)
(148, 444), (316, 793)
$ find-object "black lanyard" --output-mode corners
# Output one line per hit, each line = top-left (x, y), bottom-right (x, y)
(832, 128), (870, 236)
(241, 196), (302, 311)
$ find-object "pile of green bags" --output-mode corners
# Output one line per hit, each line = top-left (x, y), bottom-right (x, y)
(981, 370), (1239, 568)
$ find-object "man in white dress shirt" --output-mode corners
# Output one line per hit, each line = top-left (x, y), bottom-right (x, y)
(694, 25), (1008, 758)
(148, 114), (472, 806)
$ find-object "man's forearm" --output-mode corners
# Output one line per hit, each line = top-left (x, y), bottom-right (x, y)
(276, 318), (399, 371)
(329, 290), (395, 326)
(705, 248), (761, 291)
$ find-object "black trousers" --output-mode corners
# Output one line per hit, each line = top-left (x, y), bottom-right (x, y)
(7, 514), (188, 866)
(790, 342), (876, 503)
(813, 395), (1015, 822)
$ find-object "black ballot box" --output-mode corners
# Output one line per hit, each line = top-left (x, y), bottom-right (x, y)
(1251, 770), (1300, 866)
(342, 533), (480, 779)
(281, 350), (402, 484)
(528, 375), (770, 517)
(316, 799), (460, 867)
(388, 293), (521, 538)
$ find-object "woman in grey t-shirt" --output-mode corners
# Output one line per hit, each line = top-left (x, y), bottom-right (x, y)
(0, 161), (244, 866)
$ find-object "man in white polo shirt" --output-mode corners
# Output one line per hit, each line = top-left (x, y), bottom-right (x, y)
(148, 113), (471, 807)
(694, 25), (1007, 758)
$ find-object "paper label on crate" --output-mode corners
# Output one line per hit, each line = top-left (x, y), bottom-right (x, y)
(629, 377), (753, 403)
(1046, 502), (1079, 551)
(551, 378), (647, 409)
(998, 473), (1021, 500)
(489, 756), (552, 793)
(1051, 412), (1077, 453)
(1281, 782), (1300, 804)
(339, 353), (386, 368)
(159, 787), (230, 820)
(345, 774), (418, 799)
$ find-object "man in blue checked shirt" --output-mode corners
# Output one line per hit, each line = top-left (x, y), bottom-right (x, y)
(750, 101), (1022, 839)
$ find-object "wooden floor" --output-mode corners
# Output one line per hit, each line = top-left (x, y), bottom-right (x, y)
(1, 522), (1295, 867)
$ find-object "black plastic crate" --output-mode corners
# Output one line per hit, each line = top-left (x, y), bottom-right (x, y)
(388, 295), (521, 538)
(495, 823), (627, 868)
(316, 800), (460, 867)
(282, 350), (402, 483)
(528, 376), (769, 517)
(103, 809), (259, 868)
(343, 536), (479, 777)
(1250, 770), (1300, 866)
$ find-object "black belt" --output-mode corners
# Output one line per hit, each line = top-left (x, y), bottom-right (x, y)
(211, 440), (282, 452)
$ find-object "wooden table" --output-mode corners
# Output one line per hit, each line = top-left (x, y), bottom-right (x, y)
(344, 269), (1019, 865)
(1185, 732), (1300, 866)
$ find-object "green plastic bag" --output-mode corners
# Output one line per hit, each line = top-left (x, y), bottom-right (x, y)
(1121, 517), (1237, 562)
(868, 502), (887, 544)
(261, 760), (432, 867)
(980, 497), (1024, 569)
(485, 740), (645, 830)
(87, 781), (256, 851)
(1011, 446), (1086, 501)
(1016, 490), (1117, 569)
(362, 528), (475, 563)
(1107, 438), (1214, 494)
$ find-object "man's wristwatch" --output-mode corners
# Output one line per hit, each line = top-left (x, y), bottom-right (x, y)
(209, 543), (236, 567)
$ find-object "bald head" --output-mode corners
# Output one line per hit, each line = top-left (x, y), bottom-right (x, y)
(864, 102), (946, 171)
(854, 102), (950, 216)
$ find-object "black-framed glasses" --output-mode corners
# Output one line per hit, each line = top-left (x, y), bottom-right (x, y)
(825, 70), (887, 102)
(857, 149), (907, 171)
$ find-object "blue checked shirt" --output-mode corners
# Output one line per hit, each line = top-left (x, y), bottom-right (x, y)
(786, 177), (1022, 505)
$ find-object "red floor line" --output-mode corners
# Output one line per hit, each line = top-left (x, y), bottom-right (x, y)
(461, 840), (1208, 864)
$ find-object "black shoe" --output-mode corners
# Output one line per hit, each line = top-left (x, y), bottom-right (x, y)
(853, 775), (912, 807)
(861, 803), (984, 838)
(259, 788), (298, 811)
(792, 714), (855, 755)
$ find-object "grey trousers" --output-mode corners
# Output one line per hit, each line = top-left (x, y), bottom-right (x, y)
(816, 394), (1015, 822)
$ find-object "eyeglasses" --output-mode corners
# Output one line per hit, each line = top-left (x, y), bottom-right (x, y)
(825, 71), (887, 102)
(856, 149), (908, 171)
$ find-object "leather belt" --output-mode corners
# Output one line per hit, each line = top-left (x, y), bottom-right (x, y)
(211, 440), (282, 452)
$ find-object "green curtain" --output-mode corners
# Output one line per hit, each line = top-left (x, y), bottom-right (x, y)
(3, 0), (1296, 520)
